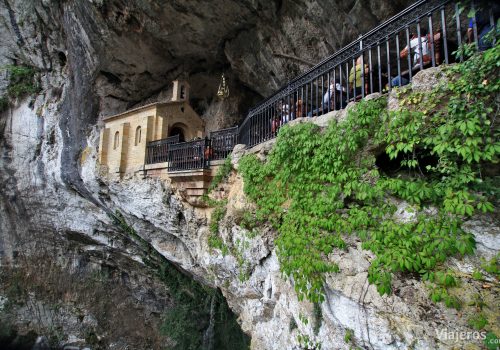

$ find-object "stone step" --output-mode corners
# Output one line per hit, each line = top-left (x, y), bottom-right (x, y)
(186, 188), (207, 196)
(179, 180), (210, 189)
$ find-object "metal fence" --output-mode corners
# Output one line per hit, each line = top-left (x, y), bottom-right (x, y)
(167, 138), (210, 172)
(209, 126), (239, 161)
(145, 134), (180, 164)
(238, 0), (496, 148)
(144, 0), (497, 171)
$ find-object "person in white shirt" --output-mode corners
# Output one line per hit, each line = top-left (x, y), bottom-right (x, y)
(392, 28), (429, 87)
(406, 29), (429, 65)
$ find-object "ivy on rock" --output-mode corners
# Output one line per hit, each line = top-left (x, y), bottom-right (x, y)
(239, 43), (499, 303)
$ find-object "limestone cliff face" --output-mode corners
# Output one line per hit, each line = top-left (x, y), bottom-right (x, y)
(3, 1), (498, 350)
(77, 69), (500, 350)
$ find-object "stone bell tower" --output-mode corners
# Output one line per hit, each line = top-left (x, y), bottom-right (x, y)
(172, 80), (189, 102)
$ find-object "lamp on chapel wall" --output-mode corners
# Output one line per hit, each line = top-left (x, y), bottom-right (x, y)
(217, 73), (229, 100)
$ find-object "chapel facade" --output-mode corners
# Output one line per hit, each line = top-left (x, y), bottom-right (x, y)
(98, 80), (205, 177)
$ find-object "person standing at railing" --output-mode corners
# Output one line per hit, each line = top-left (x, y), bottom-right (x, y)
(321, 81), (346, 111)
(391, 28), (429, 87)
(467, 3), (500, 51)
(280, 101), (290, 124)
(304, 80), (346, 117)
(348, 56), (369, 96)
(323, 81), (335, 110)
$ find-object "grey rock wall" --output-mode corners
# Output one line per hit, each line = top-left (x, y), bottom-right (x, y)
(9, 1), (496, 349)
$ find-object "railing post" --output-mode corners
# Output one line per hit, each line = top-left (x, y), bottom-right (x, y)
(441, 6), (449, 64)
(428, 13), (435, 67)
(471, 0), (479, 50)
(204, 137), (210, 168)
(360, 35), (365, 98)
(386, 38), (391, 91)
(455, 2), (463, 62)
(395, 33), (401, 86)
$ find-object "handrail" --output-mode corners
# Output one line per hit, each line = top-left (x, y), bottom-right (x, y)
(148, 134), (179, 147)
(167, 138), (210, 171)
(144, 0), (493, 170)
(243, 0), (451, 118)
(237, 0), (477, 148)
(145, 134), (180, 164)
(210, 126), (239, 161)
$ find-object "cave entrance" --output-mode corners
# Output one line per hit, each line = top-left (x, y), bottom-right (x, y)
(169, 126), (185, 143)
(376, 149), (438, 177)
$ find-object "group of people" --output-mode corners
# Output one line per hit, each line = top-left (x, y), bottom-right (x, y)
(392, 4), (499, 87)
(270, 60), (367, 131)
(268, 6), (498, 134)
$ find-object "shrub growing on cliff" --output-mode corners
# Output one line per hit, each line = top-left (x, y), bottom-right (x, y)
(0, 96), (8, 112)
(112, 212), (249, 350)
(239, 43), (499, 302)
(0, 64), (40, 111)
(3, 65), (39, 98)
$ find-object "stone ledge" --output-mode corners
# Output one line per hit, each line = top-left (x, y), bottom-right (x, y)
(144, 162), (168, 170)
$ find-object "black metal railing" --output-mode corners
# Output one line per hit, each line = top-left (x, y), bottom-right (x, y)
(210, 126), (239, 161)
(167, 138), (210, 172)
(238, 0), (496, 148)
(145, 134), (180, 164)
(143, 0), (497, 172)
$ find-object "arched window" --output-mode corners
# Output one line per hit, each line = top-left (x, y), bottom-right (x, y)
(114, 131), (120, 149)
(180, 85), (185, 99)
(135, 126), (141, 146)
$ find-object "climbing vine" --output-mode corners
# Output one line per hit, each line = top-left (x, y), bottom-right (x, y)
(239, 44), (499, 303)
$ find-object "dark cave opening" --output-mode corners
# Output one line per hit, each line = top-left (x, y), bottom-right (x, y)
(57, 51), (66, 67)
(375, 149), (439, 177)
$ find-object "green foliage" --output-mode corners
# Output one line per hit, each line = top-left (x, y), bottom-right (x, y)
(234, 238), (251, 282)
(297, 333), (321, 350)
(428, 286), (462, 310)
(160, 303), (203, 350)
(112, 211), (249, 350)
(210, 203), (227, 234)
(344, 329), (354, 343)
(467, 293), (487, 310)
(424, 270), (461, 309)
(471, 269), (483, 280)
(235, 209), (260, 232)
(468, 313), (488, 330)
(114, 210), (153, 254)
(0, 64), (40, 111)
(208, 201), (230, 256)
(481, 255), (500, 277)
(203, 157), (235, 256)
(298, 313), (309, 326)
(239, 44), (499, 302)
(313, 302), (322, 336)
(0, 96), (8, 112)
(472, 176), (500, 206)
(208, 156), (233, 194)
(3, 65), (39, 99)
(484, 332), (500, 350)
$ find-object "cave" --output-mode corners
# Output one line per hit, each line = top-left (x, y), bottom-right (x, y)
(57, 51), (67, 67)
(2, 1), (496, 349)
(376, 149), (439, 177)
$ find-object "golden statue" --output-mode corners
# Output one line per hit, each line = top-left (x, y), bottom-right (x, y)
(217, 73), (229, 100)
